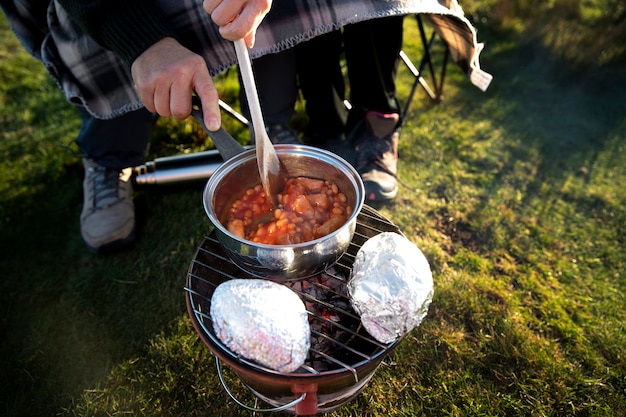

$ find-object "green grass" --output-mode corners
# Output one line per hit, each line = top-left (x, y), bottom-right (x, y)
(2, 3), (625, 416)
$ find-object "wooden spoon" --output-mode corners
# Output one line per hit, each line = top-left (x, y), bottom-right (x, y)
(233, 39), (289, 207)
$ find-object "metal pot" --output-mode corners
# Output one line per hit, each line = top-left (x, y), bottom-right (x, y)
(202, 144), (365, 280)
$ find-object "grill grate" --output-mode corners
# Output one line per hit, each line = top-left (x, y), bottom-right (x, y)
(185, 205), (402, 377)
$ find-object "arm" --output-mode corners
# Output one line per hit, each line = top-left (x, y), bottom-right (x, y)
(57, 0), (172, 66)
(58, 0), (272, 130)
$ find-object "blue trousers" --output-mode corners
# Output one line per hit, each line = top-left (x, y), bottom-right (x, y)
(75, 108), (154, 170)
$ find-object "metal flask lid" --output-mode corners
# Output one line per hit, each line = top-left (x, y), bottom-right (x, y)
(132, 147), (252, 187)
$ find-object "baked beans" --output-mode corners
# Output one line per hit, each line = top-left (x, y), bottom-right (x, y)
(225, 177), (352, 245)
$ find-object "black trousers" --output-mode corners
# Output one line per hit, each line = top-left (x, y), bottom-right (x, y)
(239, 47), (298, 127)
(244, 16), (403, 138)
(296, 16), (404, 137)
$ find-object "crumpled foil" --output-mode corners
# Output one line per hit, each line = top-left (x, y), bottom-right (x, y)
(211, 279), (310, 373)
(348, 232), (434, 344)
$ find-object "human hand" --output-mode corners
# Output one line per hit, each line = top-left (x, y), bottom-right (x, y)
(203, 0), (272, 47)
(131, 37), (221, 131)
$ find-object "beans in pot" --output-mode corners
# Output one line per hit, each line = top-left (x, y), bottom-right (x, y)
(225, 177), (352, 245)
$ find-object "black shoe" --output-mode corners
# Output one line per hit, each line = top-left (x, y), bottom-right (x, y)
(352, 111), (400, 203)
(304, 130), (356, 161)
(266, 124), (302, 144)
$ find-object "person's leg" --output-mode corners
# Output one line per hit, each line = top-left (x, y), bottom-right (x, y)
(238, 49), (301, 144)
(295, 30), (347, 146)
(77, 108), (154, 253)
(2, 0), (155, 253)
(343, 16), (403, 131)
(76, 108), (153, 170)
(343, 17), (404, 203)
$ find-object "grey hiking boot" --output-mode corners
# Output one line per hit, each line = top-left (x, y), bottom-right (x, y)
(80, 158), (136, 253)
(353, 111), (400, 202)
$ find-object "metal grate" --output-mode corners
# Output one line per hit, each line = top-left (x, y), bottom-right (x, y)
(185, 205), (402, 377)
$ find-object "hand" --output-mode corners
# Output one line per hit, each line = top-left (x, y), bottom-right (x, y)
(204, 0), (272, 47)
(131, 37), (221, 131)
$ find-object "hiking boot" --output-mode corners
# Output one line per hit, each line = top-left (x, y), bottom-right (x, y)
(353, 111), (400, 203)
(81, 158), (136, 254)
(266, 124), (303, 144)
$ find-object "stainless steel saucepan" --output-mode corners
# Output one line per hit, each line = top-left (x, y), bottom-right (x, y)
(191, 101), (364, 279)
(202, 144), (364, 280)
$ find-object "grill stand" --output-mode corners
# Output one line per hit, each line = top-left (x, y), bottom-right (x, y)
(186, 205), (403, 415)
(216, 356), (308, 413)
(291, 385), (317, 416)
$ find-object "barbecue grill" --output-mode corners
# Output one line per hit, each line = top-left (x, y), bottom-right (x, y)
(185, 205), (404, 415)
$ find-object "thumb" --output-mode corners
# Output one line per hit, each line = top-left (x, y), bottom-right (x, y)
(245, 31), (256, 49)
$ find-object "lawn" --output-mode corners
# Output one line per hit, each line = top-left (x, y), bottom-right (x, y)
(1, 2), (625, 416)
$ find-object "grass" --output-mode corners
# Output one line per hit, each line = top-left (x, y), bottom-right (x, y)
(1, 2), (625, 416)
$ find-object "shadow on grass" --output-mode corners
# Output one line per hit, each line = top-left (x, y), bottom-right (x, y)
(0, 158), (212, 415)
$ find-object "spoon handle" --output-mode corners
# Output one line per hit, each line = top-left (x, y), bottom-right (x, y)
(191, 96), (246, 161)
(234, 39), (267, 138)
(233, 39), (287, 205)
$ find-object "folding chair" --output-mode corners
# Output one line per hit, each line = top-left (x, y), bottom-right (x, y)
(219, 99), (249, 126)
(399, 14), (450, 118)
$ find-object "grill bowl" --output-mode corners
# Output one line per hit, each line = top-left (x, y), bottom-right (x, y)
(203, 145), (364, 280)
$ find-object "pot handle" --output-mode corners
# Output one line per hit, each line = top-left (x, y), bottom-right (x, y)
(214, 355), (306, 413)
(191, 96), (247, 161)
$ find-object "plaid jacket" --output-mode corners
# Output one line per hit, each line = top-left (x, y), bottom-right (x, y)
(1, 0), (490, 119)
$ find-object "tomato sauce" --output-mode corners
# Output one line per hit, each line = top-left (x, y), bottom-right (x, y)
(225, 177), (352, 245)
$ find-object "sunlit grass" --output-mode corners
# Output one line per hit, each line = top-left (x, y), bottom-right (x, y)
(1, 4), (625, 417)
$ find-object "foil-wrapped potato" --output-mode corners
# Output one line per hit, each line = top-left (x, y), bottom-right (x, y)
(348, 232), (433, 343)
(211, 279), (310, 373)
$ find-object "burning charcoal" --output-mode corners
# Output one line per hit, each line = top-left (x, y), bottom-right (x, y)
(211, 279), (310, 373)
(289, 268), (349, 304)
(288, 269), (363, 370)
(348, 232), (434, 344)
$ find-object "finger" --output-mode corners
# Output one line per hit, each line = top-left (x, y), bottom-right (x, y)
(194, 78), (221, 131)
(170, 79), (193, 120)
(131, 69), (156, 113)
(218, 7), (260, 41)
(240, 0), (271, 34)
(244, 31), (256, 48)
(137, 88), (156, 114)
(153, 83), (173, 118)
(202, 0), (226, 14)
(210, 0), (270, 41)
(205, 0), (244, 26)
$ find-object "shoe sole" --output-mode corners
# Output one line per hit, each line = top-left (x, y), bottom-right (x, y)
(85, 228), (137, 255)
(363, 181), (398, 203)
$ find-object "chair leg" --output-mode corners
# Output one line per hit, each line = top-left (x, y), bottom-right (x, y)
(400, 14), (450, 120)
(219, 99), (249, 126)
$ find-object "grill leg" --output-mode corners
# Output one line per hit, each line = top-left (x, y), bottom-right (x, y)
(292, 384), (319, 416)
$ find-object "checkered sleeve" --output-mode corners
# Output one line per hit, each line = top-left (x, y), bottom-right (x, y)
(57, 0), (176, 66)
